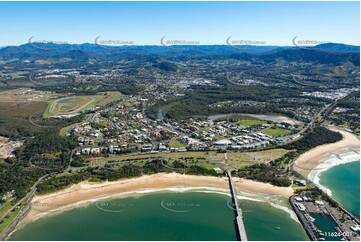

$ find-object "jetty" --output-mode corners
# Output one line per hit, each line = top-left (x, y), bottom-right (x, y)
(227, 170), (248, 241)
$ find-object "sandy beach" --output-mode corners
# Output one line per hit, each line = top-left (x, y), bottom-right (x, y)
(22, 173), (293, 225)
(16, 126), (358, 232)
(293, 127), (360, 177)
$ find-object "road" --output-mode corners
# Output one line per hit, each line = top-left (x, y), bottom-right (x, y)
(0, 175), (47, 224)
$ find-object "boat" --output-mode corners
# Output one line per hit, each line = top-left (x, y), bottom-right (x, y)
(305, 213), (316, 222)
(275, 226), (281, 230)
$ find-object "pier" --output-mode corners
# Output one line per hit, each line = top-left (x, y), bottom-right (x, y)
(227, 170), (248, 241)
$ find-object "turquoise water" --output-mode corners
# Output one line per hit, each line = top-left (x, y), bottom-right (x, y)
(10, 192), (308, 241)
(311, 213), (340, 241)
(319, 160), (360, 217)
(240, 200), (308, 241)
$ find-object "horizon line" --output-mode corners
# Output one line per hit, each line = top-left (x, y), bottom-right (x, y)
(1, 42), (360, 48)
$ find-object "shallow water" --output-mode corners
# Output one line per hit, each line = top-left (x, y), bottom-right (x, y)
(319, 160), (360, 217)
(10, 192), (308, 241)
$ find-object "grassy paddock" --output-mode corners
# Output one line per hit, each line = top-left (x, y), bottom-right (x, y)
(227, 149), (289, 168)
(0, 205), (23, 235)
(88, 151), (218, 165)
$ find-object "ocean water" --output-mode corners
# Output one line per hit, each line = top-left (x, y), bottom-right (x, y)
(9, 192), (308, 241)
(319, 160), (360, 217)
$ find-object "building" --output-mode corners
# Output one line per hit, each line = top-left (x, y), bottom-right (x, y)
(294, 180), (306, 186)
(213, 139), (232, 147)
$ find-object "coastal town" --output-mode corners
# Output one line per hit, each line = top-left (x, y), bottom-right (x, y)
(62, 95), (301, 157)
(0, 2), (359, 239)
(19, 89), (357, 241)
(0, 76), (359, 241)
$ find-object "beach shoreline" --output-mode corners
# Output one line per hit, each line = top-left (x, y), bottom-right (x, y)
(11, 126), (359, 238)
(17, 173), (294, 231)
(293, 127), (360, 178)
(308, 151), (360, 196)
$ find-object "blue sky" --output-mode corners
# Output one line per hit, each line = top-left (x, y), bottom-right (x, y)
(0, 1), (359, 46)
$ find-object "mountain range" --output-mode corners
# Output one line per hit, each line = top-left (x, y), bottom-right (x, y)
(0, 42), (359, 66)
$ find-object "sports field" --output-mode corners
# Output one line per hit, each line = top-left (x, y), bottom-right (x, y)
(43, 92), (123, 118)
(235, 119), (266, 126)
(262, 127), (292, 137)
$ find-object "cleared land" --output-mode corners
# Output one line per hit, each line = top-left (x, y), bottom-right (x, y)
(226, 149), (289, 168)
(43, 92), (124, 118)
(0, 137), (23, 158)
(0, 88), (52, 111)
(88, 151), (218, 166)
(87, 149), (289, 170)
(108, 159), (220, 171)
(167, 139), (186, 148)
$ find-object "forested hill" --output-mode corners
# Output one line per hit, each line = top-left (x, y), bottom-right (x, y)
(0, 43), (359, 66)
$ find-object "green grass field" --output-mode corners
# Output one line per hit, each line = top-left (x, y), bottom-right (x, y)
(262, 128), (292, 137)
(192, 162), (219, 170)
(88, 151), (218, 165)
(227, 149), (289, 168)
(59, 123), (80, 137)
(167, 139), (186, 148)
(0, 199), (15, 217)
(104, 159), (219, 171)
(43, 92), (124, 118)
(0, 205), (23, 235)
(292, 183), (312, 191)
(235, 119), (266, 126)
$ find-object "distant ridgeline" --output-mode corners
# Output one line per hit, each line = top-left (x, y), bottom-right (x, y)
(0, 43), (359, 66)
